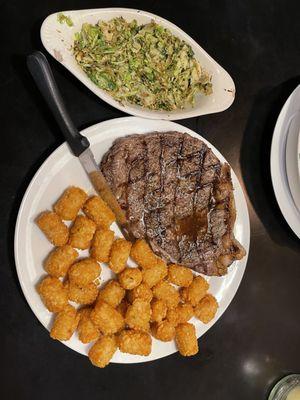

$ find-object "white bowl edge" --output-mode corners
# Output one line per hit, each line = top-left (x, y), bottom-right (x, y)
(40, 7), (235, 120)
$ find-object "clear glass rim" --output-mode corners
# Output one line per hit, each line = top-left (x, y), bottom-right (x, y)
(269, 374), (300, 400)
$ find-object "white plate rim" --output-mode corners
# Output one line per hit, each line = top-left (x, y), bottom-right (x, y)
(14, 116), (250, 363)
(40, 7), (235, 121)
(285, 109), (300, 212)
(297, 123), (300, 181)
(270, 85), (300, 239)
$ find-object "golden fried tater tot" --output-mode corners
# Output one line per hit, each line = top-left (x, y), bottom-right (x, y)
(118, 329), (152, 356)
(166, 309), (178, 326)
(175, 323), (198, 356)
(194, 294), (218, 323)
(90, 301), (125, 335)
(152, 320), (175, 342)
(67, 281), (99, 305)
(54, 186), (87, 221)
(68, 258), (101, 287)
(69, 215), (96, 250)
(166, 303), (193, 326)
(38, 276), (68, 312)
(88, 336), (117, 368)
(127, 283), (153, 303)
(175, 303), (194, 324)
(90, 228), (114, 263)
(142, 259), (168, 288)
(118, 267), (142, 290)
(97, 280), (125, 308)
(109, 238), (132, 273)
(180, 287), (189, 303)
(77, 308), (100, 344)
(150, 299), (167, 323)
(125, 299), (151, 332)
(152, 281), (180, 309)
(168, 264), (193, 287)
(130, 239), (157, 269)
(116, 299), (129, 318)
(45, 245), (78, 278)
(83, 196), (115, 228)
(181, 276), (209, 306)
(36, 211), (69, 246)
(50, 304), (80, 341)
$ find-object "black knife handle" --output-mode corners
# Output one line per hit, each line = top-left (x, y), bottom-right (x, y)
(27, 51), (89, 156)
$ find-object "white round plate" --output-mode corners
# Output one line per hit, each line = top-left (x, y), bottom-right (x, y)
(285, 106), (300, 212)
(14, 117), (250, 364)
(271, 85), (300, 239)
(41, 8), (235, 120)
(297, 123), (300, 181)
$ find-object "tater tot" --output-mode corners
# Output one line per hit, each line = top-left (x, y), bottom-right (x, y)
(67, 281), (99, 305)
(166, 303), (193, 325)
(150, 299), (167, 323)
(168, 264), (193, 287)
(83, 196), (115, 228)
(142, 259), (168, 288)
(38, 276), (68, 312)
(77, 308), (100, 344)
(97, 280), (125, 308)
(88, 336), (117, 368)
(175, 323), (198, 356)
(152, 321), (175, 342)
(109, 238), (132, 273)
(90, 228), (114, 263)
(90, 301), (125, 335)
(166, 308), (178, 326)
(127, 283), (153, 303)
(125, 299), (151, 332)
(68, 258), (101, 287)
(45, 245), (78, 278)
(36, 211), (69, 246)
(118, 329), (152, 356)
(194, 294), (218, 323)
(181, 276), (209, 306)
(69, 215), (96, 250)
(54, 186), (87, 221)
(116, 299), (129, 318)
(180, 287), (189, 303)
(152, 281), (180, 309)
(118, 267), (142, 290)
(175, 303), (194, 324)
(130, 239), (158, 269)
(50, 304), (80, 341)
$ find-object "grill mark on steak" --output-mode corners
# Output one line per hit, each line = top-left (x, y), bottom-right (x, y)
(143, 133), (163, 246)
(157, 133), (183, 262)
(194, 147), (209, 274)
(151, 135), (165, 249)
(175, 138), (206, 268)
(101, 131), (246, 276)
(197, 150), (222, 274)
(173, 137), (185, 261)
(126, 137), (146, 238)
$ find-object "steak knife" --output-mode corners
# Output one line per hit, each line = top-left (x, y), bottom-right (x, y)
(27, 51), (132, 239)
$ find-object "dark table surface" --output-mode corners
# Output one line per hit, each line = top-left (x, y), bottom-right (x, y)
(1, 0), (300, 399)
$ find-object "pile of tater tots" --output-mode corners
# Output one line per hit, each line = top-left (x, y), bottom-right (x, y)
(36, 186), (218, 368)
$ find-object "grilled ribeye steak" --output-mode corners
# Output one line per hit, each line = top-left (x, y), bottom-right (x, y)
(101, 132), (246, 276)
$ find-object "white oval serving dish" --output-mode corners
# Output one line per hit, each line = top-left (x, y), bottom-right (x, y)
(41, 8), (235, 120)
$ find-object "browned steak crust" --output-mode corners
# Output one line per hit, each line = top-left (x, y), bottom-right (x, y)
(101, 132), (246, 276)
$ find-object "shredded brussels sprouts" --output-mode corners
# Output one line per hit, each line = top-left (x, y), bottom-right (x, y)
(57, 13), (73, 27)
(73, 17), (212, 111)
